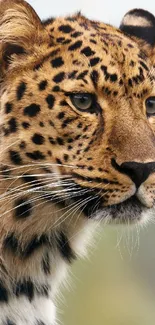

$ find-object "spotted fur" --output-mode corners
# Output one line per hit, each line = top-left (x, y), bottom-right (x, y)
(0, 1), (155, 324)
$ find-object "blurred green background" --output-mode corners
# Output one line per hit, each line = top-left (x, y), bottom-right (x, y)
(58, 224), (155, 325)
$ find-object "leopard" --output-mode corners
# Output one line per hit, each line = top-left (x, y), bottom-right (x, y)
(0, 1), (155, 324)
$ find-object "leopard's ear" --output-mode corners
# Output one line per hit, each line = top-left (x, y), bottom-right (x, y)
(120, 9), (155, 46)
(0, 0), (49, 72)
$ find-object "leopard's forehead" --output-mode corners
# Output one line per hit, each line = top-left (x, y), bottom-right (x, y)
(45, 15), (147, 65)
(40, 15), (153, 95)
(2, 13), (154, 101)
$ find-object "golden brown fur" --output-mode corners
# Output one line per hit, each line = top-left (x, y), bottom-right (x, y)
(0, 0), (155, 270)
(0, 1), (155, 324)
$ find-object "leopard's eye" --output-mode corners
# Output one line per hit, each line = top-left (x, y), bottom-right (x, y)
(70, 93), (93, 111)
(145, 97), (155, 116)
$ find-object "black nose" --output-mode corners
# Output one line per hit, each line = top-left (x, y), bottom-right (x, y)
(112, 159), (155, 188)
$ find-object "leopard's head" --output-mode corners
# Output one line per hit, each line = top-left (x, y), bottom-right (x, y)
(0, 1), (155, 229)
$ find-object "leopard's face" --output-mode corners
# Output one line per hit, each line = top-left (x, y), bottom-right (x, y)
(1, 4), (155, 227)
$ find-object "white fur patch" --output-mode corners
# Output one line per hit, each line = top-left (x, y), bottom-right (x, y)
(0, 296), (56, 325)
(122, 14), (152, 27)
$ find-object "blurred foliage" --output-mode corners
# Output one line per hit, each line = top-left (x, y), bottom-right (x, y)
(58, 224), (155, 325)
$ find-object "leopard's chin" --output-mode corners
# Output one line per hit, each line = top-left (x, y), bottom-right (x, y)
(95, 195), (154, 225)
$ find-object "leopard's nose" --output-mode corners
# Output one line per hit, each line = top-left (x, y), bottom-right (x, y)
(112, 159), (155, 188)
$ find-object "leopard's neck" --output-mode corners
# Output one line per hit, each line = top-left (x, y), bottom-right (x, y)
(0, 216), (95, 325)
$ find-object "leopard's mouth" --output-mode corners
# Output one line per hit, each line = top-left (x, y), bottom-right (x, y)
(97, 195), (146, 223)
(44, 178), (152, 224)
(55, 180), (151, 223)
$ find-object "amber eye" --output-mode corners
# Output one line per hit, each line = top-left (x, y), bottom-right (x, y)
(145, 97), (155, 116)
(70, 93), (93, 111)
